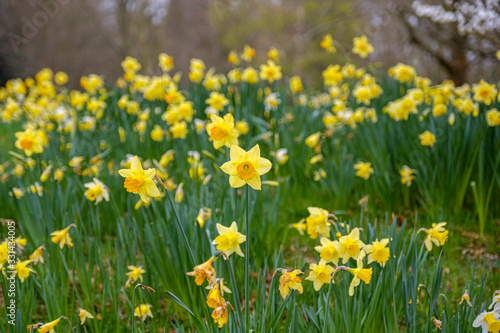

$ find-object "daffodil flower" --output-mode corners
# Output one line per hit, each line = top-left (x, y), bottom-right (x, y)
(187, 256), (217, 286)
(363, 239), (390, 267)
(134, 304), (153, 321)
(212, 222), (246, 257)
(338, 228), (365, 264)
(305, 260), (334, 291)
(278, 269), (303, 299)
(206, 113), (239, 149)
(347, 256), (373, 296)
(79, 309), (94, 325)
(37, 318), (61, 333)
(118, 156), (160, 203)
(473, 310), (500, 333)
(50, 224), (76, 249)
(220, 144), (272, 190)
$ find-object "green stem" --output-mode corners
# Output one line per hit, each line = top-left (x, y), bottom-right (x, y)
(132, 286), (138, 332)
(155, 175), (195, 263)
(245, 185), (250, 332)
(227, 258), (243, 326)
(322, 280), (333, 332)
(63, 317), (75, 333)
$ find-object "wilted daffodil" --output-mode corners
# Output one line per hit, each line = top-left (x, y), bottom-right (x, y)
(79, 309), (94, 325)
(306, 260), (334, 291)
(420, 222), (449, 251)
(363, 239), (390, 267)
(278, 269), (303, 299)
(134, 304), (153, 321)
(187, 256), (217, 286)
(338, 228), (365, 264)
(29, 245), (45, 264)
(206, 283), (230, 328)
(212, 222), (246, 257)
(220, 144), (272, 190)
(50, 224), (76, 249)
(205, 113), (239, 149)
(84, 178), (109, 205)
(118, 156), (160, 203)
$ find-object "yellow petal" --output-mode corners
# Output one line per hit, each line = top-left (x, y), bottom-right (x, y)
(246, 174), (261, 190)
(229, 175), (246, 188)
(247, 144), (261, 165)
(220, 161), (237, 175)
(230, 145), (246, 161)
(255, 157), (272, 175)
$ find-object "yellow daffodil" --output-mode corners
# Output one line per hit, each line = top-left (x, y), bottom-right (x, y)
(338, 228), (365, 263)
(220, 144), (272, 190)
(29, 245), (45, 264)
(305, 207), (331, 239)
(278, 269), (303, 299)
(259, 60), (282, 83)
(84, 178), (110, 205)
(158, 53), (174, 72)
(320, 34), (336, 53)
(235, 120), (249, 135)
(50, 224), (76, 249)
(37, 318), (61, 333)
(305, 132), (320, 148)
(347, 257), (373, 296)
(134, 304), (153, 321)
(228, 50), (240, 65)
(363, 239), (390, 267)
(206, 114), (239, 149)
(267, 47), (280, 61)
(354, 161), (374, 180)
(289, 76), (303, 94)
(196, 207), (212, 227)
(79, 309), (94, 325)
(118, 156), (160, 203)
(205, 91), (229, 111)
(472, 80), (497, 105)
(126, 265), (146, 287)
(212, 222), (246, 257)
(290, 218), (306, 235)
(14, 260), (34, 282)
(314, 237), (341, 265)
(400, 166), (416, 186)
(486, 109), (500, 127)
(422, 222), (448, 251)
(14, 127), (44, 157)
(241, 44), (256, 62)
(352, 35), (374, 58)
(275, 148), (289, 165)
(306, 260), (334, 291)
(419, 130), (436, 147)
(187, 256), (217, 286)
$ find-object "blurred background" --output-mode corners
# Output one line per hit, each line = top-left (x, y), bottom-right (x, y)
(0, 0), (499, 87)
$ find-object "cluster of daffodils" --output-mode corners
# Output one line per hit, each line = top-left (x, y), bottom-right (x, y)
(288, 209), (449, 298)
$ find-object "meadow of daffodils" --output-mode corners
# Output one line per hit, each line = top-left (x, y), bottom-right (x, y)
(1, 36), (500, 332)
